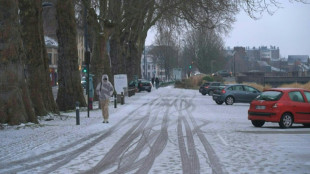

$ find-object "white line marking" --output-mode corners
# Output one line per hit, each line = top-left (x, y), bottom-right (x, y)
(217, 134), (228, 146)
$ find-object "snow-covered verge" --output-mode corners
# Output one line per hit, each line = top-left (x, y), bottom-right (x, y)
(1, 86), (310, 174)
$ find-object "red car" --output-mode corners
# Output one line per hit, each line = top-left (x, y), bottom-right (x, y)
(248, 88), (310, 128)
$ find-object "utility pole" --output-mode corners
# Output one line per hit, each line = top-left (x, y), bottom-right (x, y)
(84, 3), (90, 118)
(144, 45), (147, 79)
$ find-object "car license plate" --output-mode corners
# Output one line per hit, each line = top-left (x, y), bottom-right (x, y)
(256, 105), (266, 109)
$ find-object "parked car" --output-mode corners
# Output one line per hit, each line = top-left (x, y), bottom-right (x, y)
(248, 88), (310, 128)
(199, 82), (223, 96)
(199, 82), (210, 95)
(212, 84), (261, 105)
(212, 70), (232, 77)
(129, 79), (152, 92)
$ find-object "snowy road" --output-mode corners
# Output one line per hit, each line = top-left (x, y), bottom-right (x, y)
(1, 86), (310, 174)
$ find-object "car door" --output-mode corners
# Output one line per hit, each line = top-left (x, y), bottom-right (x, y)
(244, 86), (260, 102)
(288, 91), (310, 122)
(302, 91), (310, 121)
(232, 85), (245, 102)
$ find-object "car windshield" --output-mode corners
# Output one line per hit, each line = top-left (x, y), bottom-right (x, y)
(255, 91), (283, 101)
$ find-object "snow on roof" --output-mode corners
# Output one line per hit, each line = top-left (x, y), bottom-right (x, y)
(44, 36), (58, 48)
(257, 61), (269, 66)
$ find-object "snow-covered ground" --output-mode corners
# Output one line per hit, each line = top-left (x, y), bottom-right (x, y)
(1, 86), (310, 174)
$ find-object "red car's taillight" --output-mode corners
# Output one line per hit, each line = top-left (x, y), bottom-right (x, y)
(272, 102), (284, 108)
(204, 86), (209, 89)
(221, 89), (226, 94)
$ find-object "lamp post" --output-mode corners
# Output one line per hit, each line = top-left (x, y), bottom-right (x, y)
(84, 4), (90, 118)
(144, 45), (147, 79)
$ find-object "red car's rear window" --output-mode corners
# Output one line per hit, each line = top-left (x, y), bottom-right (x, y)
(255, 91), (283, 101)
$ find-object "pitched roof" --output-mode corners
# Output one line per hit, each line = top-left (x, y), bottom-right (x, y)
(287, 55), (309, 64)
(44, 36), (58, 48)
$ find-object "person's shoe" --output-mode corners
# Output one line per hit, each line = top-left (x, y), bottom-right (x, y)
(102, 121), (105, 123)
(106, 121), (109, 123)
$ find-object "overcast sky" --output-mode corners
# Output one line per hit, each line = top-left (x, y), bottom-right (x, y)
(225, 1), (310, 58)
(146, 1), (310, 58)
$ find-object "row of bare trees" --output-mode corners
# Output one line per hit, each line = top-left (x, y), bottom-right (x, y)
(148, 26), (226, 80)
(0, 0), (303, 125)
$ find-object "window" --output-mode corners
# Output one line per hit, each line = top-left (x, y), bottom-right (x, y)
(232, 85), (244, 91)
(48, 53), (52, 65)
(148, 65), (150, 70)
(211, 83), (220, 86)
(244, 86), (259, 93)
(255, 91), (282, 101)
(55, 54), (58, 65)
(288, 91), (305, 102)
(304, 91), (310, 103)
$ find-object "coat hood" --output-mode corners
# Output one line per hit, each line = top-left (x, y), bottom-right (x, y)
(102, 74), (109, 82)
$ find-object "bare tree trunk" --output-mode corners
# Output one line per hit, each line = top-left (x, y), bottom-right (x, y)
(0, 0), (37, 125)
(110, 34), (126, 77)
(55, 0), (86, 111)
(19, 0), (59, 116)
(88, 8), (112, 89)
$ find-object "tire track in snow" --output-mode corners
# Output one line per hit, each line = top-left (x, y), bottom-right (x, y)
(175, 97), (200, 174)
(134, 98), (171, 174)
(108, 97), (175, 174)
(81, 98), (161, 173)
(0, 99), (159, 174)
(184, 97), (228, 174)
(81, 115), (150, 173)
(110, 103), (162, 173)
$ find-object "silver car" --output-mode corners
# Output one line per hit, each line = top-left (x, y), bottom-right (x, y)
(212, 84), (261, 105)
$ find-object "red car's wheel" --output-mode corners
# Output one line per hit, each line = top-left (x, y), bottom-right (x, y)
(279, 113), (293, 128)
(251, 120), (265, 127)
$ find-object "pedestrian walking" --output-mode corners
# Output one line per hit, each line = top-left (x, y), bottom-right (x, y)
(151, 77), (155, 86)
(96, 74), (114, 123)
(155, 77), (159, 89)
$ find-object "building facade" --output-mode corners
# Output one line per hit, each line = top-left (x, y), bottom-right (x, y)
(45, 36), (58, 86)
(45, 32), (86, 86)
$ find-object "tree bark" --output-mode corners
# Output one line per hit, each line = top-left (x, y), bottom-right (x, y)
(87, 8), (112, 88)
(18, 0), (59, 116)
(55, 0), (86, 111)
(0, 0), (37, 125)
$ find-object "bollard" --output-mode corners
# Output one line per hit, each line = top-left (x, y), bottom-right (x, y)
(121, 92), (124, 105)
(76, 101), (80, 125)
(114, 93), (117, 108)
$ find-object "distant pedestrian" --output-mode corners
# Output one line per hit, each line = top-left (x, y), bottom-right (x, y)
(151, 77), (155, 86)
(155, 77), (159, 89)
(96, 74), (114, 123)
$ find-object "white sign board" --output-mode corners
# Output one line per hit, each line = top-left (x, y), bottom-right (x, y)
(173, 68), (182, 80)
(114, 74), (128, 94)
